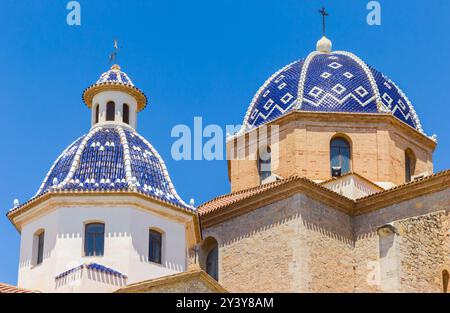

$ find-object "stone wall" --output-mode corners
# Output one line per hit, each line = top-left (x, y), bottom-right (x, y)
(202, 193), (354, 292)
(116, 270), (226, 293)
(201, 188), (450, 293)
(397, 212), (449, 292)
(138, 277), (218, 293)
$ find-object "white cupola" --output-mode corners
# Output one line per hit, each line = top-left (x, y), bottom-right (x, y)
(82, 64), (148, 130)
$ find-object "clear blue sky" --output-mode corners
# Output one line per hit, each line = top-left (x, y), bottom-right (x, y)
(0, 0), (449, 285)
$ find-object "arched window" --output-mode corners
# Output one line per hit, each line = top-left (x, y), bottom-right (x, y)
(443, 270), (449, 293)
(149, 229), (162, 264)
(123, 103), (129, 124)
(330, 137), (351, 176)
(106, 101), (115, 121)
(94, 104), (99, 124)
(84, 223), (105, 257)
(206, 245), (218, 281)
(33, 230), (45, 265)
(405, 149), (416, 182)
(258, 146), (271, 183)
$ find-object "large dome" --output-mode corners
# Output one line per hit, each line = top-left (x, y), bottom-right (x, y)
(36, 126), (191, 210)
(241, 50), (423, 133)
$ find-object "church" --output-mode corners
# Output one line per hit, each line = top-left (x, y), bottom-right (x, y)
(1, 23), (450, 293)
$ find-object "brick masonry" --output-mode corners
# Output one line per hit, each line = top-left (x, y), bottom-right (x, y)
(228, 114), (434, 192)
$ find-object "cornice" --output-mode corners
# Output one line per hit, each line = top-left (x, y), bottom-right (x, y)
(115, 269), (228, 293)
(83, 83), (147, 112)
(199, 170), (450, 228)
(7, 190), (198, 237)
(230, 111), (436, 151)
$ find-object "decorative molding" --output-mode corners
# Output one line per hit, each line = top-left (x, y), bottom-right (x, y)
(115, 269), (228, 293)
(116, 126), (133, 189)
(57, 127), (102, 189)
(295, 51), (320, 110)
(199, 170), (450, 228)
(83, 83), (147, 112)
(36, 135), (85, 196)
(133, 131), (193, 209)
(239, 60), (300, 135)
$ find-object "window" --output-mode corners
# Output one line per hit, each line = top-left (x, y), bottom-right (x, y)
(149, 229), (162, 264)
(443, 270), (449, 293)
(405, 149), (416, 182)
(330, 137), (351, 175)
(258, 146), (271, 183)
(84, 223), (105, 257)
(34, 230), (45, 265)
(106, 101), (115, 121)
(206, 246), (218, 281)
(123, 103), (129, 124)
(94, 104), (99, 124)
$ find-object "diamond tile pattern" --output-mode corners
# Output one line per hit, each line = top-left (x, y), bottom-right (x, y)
(369, 67), (419, 130)
(244, 51), (422, 133)
(247, 60), (304, 128)
(302, 53), (378, 113)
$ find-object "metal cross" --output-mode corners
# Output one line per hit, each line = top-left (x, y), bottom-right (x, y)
(109, 39), (119, 64)
(318, 7), (329, 35)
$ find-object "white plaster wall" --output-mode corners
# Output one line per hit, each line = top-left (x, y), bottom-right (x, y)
(18, 205), (187, 293)
(91, 90), (138, 129)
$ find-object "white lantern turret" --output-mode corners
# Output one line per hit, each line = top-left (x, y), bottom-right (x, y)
(83, 64), (147, 130)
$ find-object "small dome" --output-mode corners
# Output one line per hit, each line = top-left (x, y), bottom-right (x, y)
(36, 126), (191, 210)
(241, 51), (423, 133)
(96, 64), (134, 85)
(83, 64), (148, 112)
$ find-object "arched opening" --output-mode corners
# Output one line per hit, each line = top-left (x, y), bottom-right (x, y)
(405, 149), (416, 182)
(330, 136), (351, 176)
(258, 146), (271, 183)
(94, 104), (99, 124)
(84, 222), (105, 257)
(443, 270), (449, 293)
(200, 237), (219, 281)
(123, 103), (130, 124)
(206, 246), (218, 281)
(106, 101), (115, 121)
(33, 229), (45, 266)
(148, 229), (163, 264)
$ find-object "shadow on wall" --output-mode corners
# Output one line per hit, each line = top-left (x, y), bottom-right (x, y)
(131, 228), (184, 272)
(203, 193), (354, 247)
(55, 267), (127, 290)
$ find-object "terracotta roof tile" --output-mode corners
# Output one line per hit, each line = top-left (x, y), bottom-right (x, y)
(198, 170), (450, 218)
(0, 283), (38, 293)
(198, 175), (351, 215)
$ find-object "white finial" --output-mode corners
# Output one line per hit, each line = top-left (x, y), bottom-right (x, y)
(189, 198), (195, 207)
(316, 36), (332, 53)
(13, 199), (19, 208)
(52, 177), (58, 187)
(431, 134), (438, 143)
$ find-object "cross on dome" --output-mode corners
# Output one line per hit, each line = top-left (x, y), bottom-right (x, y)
(316, 7), (332, 53)
(318, 7), (328, 36)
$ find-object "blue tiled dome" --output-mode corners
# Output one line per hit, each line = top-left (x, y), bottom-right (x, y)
(242, 51), (423, 133)
(36, 126), (191, 210)
(96, 64), (134, 86)
(83, 64), (148, 112)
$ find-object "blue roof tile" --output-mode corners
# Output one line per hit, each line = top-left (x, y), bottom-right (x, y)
(242, 51), (423, 134)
